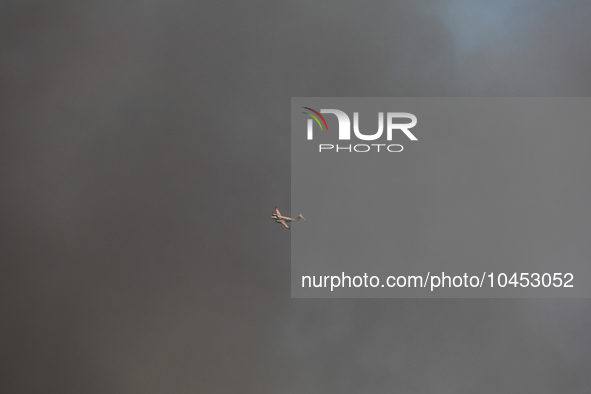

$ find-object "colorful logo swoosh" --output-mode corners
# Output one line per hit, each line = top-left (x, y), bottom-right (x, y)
(302, 107), (329, 131)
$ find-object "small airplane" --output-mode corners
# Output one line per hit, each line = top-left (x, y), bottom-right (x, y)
(272, 206), (305, 229)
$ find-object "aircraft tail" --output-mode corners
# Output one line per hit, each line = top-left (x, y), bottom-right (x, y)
(295, 213), (305, 221)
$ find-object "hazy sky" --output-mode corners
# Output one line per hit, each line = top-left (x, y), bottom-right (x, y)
(2, 1), (591, 392)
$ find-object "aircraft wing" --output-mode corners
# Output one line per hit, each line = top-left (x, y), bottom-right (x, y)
(279, 220), (290, 229)
(275, 206), (281, 216)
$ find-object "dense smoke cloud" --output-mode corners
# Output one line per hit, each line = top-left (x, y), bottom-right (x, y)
(1, 0), (590, 392)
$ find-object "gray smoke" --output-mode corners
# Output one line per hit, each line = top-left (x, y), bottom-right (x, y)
(1, 0), (591, 392)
